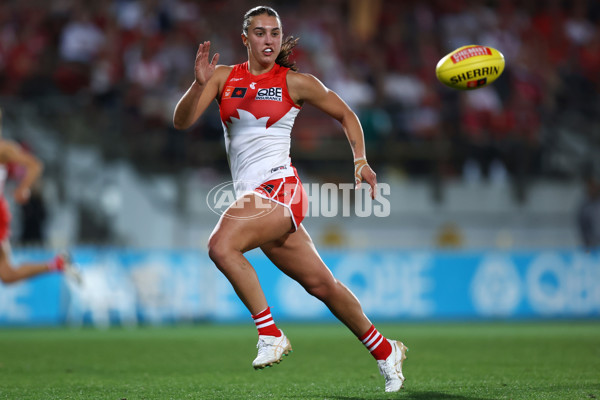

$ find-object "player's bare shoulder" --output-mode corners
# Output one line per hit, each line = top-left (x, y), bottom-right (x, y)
(286, 70), (327, 105)
(286, 70), (322, 90)
(214, 64), (233, 77)
(212, 64), (234, 98)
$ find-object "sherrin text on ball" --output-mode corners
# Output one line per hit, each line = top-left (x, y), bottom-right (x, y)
(435, 45), (505, 90)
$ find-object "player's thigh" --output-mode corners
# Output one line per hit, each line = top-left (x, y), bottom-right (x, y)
(0, 240), (11, 276)
(210, 193), (293, 253)
(0, 239), (10, 262)
(260, 225), (335, 286)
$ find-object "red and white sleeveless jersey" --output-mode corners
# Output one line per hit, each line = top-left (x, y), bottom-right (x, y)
(219, 62), (301, 196)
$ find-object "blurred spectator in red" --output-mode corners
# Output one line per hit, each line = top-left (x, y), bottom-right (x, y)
(0, 0), (596, 183)
(577, 27), (600, 86)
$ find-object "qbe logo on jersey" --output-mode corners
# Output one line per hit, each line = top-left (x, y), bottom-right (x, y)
(255, 87), (282, 101)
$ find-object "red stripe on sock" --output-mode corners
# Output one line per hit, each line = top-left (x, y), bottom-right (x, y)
(358, 324), (392, 360)
(251, 307), (281, 337)
(48, 255), (64, 271)
(359, 325), (376, 342)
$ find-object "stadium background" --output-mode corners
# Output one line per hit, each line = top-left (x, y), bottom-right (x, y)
(0, 0), (599, 326)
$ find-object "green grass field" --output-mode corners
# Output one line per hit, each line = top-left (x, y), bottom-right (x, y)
(0, 321), (598, 400)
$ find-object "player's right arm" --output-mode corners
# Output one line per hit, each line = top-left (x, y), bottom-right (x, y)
(173, 41), (228, 130)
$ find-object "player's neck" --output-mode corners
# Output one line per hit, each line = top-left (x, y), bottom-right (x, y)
(247, 59), (276, 76)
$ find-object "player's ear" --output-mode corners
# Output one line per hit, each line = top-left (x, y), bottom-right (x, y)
(241, 33), (248, 47)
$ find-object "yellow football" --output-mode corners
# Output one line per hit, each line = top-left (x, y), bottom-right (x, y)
(435, 45), (505, 90)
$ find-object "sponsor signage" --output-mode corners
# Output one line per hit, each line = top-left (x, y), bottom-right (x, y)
(1, 249), (598, 326)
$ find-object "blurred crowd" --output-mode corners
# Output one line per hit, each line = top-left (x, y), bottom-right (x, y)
(0, 0), (599, 185)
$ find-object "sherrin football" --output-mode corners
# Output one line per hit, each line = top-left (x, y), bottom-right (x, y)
(435, 45), (505, 90)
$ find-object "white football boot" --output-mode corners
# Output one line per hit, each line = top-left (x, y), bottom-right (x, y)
(252, 330), (292, 369)
(57, 252), (83, 285)
(377, 339), (408, 392)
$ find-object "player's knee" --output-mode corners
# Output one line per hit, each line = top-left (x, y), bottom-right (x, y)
(207, 238), (223, 263)
(207, 234), (232, 266)
(304, 279), (336, 301)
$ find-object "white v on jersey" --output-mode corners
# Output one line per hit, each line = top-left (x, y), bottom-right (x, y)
(219, 62), (301, 197)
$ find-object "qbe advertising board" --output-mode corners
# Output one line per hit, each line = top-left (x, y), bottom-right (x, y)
(0, 249), (598, 326)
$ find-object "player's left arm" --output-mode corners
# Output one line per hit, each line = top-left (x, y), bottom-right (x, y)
(287, 71), (377, 198)
(0, 141), (43, 204)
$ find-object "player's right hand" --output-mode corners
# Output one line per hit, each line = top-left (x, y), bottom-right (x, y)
(195, 41), (220, 86)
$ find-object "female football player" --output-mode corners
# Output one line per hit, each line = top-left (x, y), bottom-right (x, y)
(173, 6), (407, 392)
(0, 134), (80, 284)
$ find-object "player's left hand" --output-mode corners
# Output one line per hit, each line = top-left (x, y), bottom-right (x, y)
(354, 158), (377, 200)
(195, 41), (220, 86)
